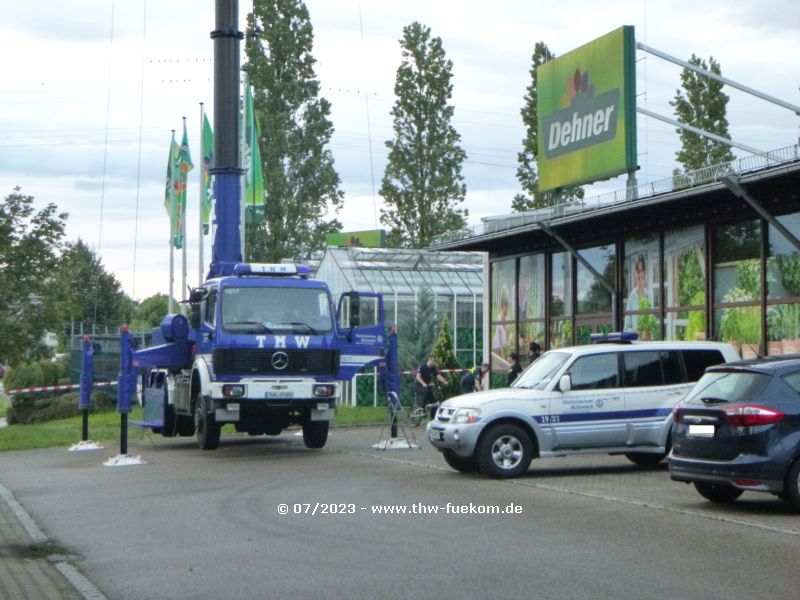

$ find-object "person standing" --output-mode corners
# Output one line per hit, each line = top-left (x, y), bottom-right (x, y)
(506, 352), (522, 386)
(416, 356), (448, 418)
(527, 341), (542, 365)
(460, 367), (479, 394)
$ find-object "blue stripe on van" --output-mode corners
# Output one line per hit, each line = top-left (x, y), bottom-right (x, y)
(533, 408), (671, 424)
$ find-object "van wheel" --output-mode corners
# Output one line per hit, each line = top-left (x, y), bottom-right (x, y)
(195, 396), (220, 450)
(477, 424), (533, 479)
(782, 460), (800, 513)
(442, 450), (480, 473)
(694, 482), (743, 504)
(624, 452), (667, 466)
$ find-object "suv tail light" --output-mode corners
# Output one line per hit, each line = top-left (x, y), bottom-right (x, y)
(723, 405), (784, 428)
(672, 404), (682, 422)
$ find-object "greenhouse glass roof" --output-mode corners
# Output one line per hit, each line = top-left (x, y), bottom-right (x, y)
(319, 247), (484, 297)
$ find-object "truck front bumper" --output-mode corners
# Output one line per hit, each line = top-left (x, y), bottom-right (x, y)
(210, 379), (338, 422)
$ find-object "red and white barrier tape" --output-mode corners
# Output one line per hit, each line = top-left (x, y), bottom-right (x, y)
(6, 380), (118, 396)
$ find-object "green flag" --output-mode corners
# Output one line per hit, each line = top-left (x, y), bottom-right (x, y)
(172, 121), (194, 249)
(243, 81), (265, 224)
(164, 135), (182, 247)
(201, 113), (214, 234)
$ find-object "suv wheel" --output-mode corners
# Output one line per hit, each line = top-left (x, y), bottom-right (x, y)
(442, 450), (480, 474)
(624, 451), (667, 467)
(694, 481), (743, 504)
(782, 459), (800, 513)
(477, 424), (533, 479)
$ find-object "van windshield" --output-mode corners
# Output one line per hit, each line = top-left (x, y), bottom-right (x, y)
(513, 352), (570, 390)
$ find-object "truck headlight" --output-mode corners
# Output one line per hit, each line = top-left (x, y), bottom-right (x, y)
(222, 384), (245, 398)
(452, 408), (481, 424)
(313, 384), (336, 398)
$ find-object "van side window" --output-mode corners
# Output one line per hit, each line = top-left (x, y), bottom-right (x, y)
(682, 350), (725, 382)
(568, 354), (620, 390)
(661, 351), (685, 384)
(622, 351), (663, 387)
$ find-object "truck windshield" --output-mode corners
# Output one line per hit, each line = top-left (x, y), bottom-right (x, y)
(512, 352), (570, 390)
(221, 286), (334, 334)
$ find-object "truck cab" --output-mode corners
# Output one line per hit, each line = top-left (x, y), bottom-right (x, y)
(138, 263), (385, 451)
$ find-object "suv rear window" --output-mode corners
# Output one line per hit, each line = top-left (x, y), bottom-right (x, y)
(682, 350), (725, 382)
(622, 351), (663, 387)
(781, 370), (800, 394)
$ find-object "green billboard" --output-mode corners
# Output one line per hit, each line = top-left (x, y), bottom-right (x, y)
(325, 229), (386, 248)
(537, 26), (637, 192)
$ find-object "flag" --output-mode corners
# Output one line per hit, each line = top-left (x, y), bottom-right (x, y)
(164, 135), (182, 248)
(201, 113), (214, 234)
(172, 121), (194, 249)
(242, 81), (265, 224)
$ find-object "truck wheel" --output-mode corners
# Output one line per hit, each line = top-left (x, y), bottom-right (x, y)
(161, 402), (177, 437)
(477, 424), (533, 479)
(302, 420), (329, 449)
(195, 396), (220, 450)
(442, 450), (480, 474)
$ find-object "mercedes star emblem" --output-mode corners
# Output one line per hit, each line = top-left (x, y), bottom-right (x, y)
(271, 351), (289, 370)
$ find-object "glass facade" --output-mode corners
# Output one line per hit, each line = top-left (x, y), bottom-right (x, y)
(488, 211), (800, 357)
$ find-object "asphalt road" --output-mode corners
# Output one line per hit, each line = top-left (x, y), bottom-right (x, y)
(0, 425), (798, 600)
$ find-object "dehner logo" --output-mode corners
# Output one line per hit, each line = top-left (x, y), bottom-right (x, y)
(542, 69), (619, 159)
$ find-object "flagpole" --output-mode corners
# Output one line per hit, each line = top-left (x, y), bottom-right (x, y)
(181, 116), (188, 313)
(240, 77), (247, 261)
(168, 129), (176, 315)
(199, 102), (205, 286)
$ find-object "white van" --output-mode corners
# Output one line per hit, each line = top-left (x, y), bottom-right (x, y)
(427, 339), (740, 478)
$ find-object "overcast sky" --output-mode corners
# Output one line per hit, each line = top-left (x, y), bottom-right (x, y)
(1, 0), (798, 302)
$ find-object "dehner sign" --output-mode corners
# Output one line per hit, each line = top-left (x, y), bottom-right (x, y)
(537, 26), (637, 192)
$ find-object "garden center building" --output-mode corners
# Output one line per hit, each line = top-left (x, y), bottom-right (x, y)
(432, 147), (800, 374)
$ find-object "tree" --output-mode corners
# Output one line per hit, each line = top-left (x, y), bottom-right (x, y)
(670, 54), (735, 172)
(130, 294), (170, 332)
(51, 239), (130, 332)
(380, 22), (467, 248)
(513, 42), (584, 212)
(0, 188), (67, 364)
(398, 286), (437, 373)
(244, 0), (343, 262)
(431, 314), (458, 369)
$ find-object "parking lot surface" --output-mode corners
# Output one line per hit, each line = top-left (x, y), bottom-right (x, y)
(0, 425), (798, 599)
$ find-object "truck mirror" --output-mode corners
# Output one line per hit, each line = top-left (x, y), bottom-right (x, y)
(189, 304), (201, 329)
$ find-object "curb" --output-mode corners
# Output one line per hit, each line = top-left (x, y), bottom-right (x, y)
(0, 481), (108, 600)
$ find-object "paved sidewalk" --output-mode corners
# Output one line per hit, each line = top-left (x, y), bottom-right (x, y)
(0, 482), (104, 600)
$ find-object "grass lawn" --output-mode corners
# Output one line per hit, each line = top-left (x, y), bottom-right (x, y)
(0, 404), (391, 453)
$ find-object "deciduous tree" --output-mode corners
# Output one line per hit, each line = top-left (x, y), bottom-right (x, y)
(0, 188), (67, 364)
(380, 22), (467, 248)
(670, 54), (735, 172)
(244, 0), (343, 261)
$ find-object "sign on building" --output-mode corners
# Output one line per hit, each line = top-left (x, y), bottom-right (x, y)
(537, 26), (637, 192)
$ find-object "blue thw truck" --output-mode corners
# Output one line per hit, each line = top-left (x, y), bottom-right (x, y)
(127, 0), (392, 450)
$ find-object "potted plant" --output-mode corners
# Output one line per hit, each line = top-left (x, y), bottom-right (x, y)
(636, 296), (659, 341)
(685, 292), (706, 341)
(720, 287), (761, 358)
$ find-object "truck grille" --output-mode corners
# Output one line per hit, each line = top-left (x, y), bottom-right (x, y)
(213, 348), (340, 376)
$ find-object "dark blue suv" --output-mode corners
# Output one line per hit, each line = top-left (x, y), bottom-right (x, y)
(669, 356), (800, 512)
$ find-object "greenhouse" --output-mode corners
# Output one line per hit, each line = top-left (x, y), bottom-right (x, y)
(315, 247), (485, 405)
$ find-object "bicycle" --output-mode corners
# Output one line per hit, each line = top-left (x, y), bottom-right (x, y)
(406, 382), (445, 428)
